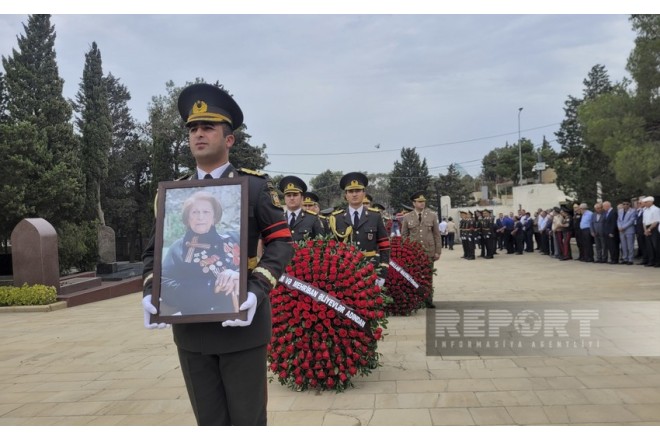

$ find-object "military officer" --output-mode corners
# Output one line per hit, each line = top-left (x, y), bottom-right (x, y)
(401, 191), (442, 307)
(302, 191), (321, 214)
(279, 176), (324, 242)
(329, 172), (390, 280)
(458, 210), (468, 258)
(363, 193), (373, 208)
(481, 209), (495, 259)
(401, 191), (442, 262)
(141, 83), (294, 426)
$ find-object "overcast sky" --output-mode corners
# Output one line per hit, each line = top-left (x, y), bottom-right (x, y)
(0, 13), (640, 184)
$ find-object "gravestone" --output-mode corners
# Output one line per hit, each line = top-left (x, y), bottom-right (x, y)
(98, 225), (116, 264)
(11, 218), (60, 294)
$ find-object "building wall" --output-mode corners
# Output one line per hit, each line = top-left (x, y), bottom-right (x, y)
(444, 182), (573, 221)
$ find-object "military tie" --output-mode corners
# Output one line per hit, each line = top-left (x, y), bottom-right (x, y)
(289, 212), (296, 229)
(204, 173), (213, 180)
(418, 213), (422, 223)
(353, 210), (360, 227)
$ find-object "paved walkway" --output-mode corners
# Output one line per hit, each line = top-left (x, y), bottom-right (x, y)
(1, 249), (660, 425)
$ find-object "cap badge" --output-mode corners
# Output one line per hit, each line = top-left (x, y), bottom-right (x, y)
(192, 100), (208, 114)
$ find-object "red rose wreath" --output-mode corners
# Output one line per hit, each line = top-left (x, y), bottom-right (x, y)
(268, 238), (388, 392)
(384, 236), (434, 316)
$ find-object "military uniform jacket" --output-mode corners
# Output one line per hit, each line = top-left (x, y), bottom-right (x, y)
(329, 207), (390, 276)
(142, 164), (295, 354)
(287, 209), (324, 242)
(401, 208), (442, 258)
(481, 218), (494, 238)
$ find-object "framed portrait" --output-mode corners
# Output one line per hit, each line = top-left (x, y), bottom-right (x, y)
(150, 177), (249, 324)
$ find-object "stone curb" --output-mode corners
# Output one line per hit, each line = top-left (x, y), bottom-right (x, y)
(0, 301), (67, 313)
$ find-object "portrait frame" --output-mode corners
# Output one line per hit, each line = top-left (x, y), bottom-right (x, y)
(150, 177), (249, 324)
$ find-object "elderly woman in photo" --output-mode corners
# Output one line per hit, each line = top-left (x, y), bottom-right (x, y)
(160, 191), (240, 316)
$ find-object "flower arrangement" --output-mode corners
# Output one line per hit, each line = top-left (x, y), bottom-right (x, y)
(268, 238), (388, 392)
(384, 236), (434, 316)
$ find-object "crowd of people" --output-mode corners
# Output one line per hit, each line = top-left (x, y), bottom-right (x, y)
(449, 196), (660, 268)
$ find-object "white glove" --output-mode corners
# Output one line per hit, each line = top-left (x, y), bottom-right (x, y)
(375, 277), (385, 287)
(222, 292), (257, 327)
(142, 295), (170, 329)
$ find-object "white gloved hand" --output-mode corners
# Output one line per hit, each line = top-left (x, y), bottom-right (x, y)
(222, 292), (257, 327)
(375, 277), (385, 287)
(142, 295), (170, 329)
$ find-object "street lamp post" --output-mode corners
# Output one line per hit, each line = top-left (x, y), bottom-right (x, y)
(517, 107), (523, 185)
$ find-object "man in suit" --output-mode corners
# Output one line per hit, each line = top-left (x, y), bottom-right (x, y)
(494, 213), (505, 251)
(635, 196), (648, 264)
(141, 83), (294, 425)
(602, 201), (620, 264)
(329, 172), (390, 280)
(642, 196), (660, 267)
(278, 176), (324, 241)
(590, 202), (606, 263)
(617, 200), (636, 264)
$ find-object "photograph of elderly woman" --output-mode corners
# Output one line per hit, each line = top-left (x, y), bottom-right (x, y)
(158, 184), (243, 317)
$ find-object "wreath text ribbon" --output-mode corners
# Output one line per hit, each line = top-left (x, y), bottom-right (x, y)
(278, 273), (367, 329)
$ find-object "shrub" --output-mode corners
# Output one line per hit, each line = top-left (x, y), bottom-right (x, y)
(57, 220), (99, 274)
(0, 283), (57, 306)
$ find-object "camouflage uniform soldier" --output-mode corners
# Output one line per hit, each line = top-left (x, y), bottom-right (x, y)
(401, 190), (441, 308)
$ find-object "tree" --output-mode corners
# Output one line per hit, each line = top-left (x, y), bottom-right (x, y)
(554, 64), (622, 202)
(310, 169), (344, 210)
(435, 164), (471, 207)
(1, 14), (86, 266)
(387, 147), (431, 209)
(74, 42), (112, 224)
(365, 172), (391, 209)
(0, 72), (7, 123)
(230, 130), (269, 171)
(627, 15), (660, 128)
(102, 73), (152, 261)
(480, 139), (536, 185)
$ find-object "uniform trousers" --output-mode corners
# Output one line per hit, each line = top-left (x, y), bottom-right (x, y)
(177, 344), (268, 426)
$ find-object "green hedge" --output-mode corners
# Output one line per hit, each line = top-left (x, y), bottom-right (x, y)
(0, 283), (58, 306)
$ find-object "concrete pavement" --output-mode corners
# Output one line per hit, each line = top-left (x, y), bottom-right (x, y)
(1, 248), (660, 425)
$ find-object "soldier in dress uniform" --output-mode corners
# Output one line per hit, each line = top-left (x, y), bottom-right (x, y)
(363, 193), (373, 208)
(141, 83), (294, 426)
(319, 206), (334, 233)
(401, 190), (442, 307)
(465, 211), (476, 260)
(481, 209), (495, 259)
(302, 191), (324, 233)
(302, 191), (321, 214)
(279, 176), (324, 242)
(328, 172), (390, 281)
(459, 210), (468, 259)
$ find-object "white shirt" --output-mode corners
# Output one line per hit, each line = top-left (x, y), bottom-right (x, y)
(349, 207), (364, 225)
(643, 204), (660, 227)
(196, 163), (231, 179)
(439, 221), (448, 234)
(287, 209), (302, 224)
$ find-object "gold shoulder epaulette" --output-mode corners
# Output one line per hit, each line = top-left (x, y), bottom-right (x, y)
(176, 172), (194, 181)
(303, 209), (318, 216)
(367, 207), (380, 213)
(238, 168), (266, 178)
(331, 209), (345, 215)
